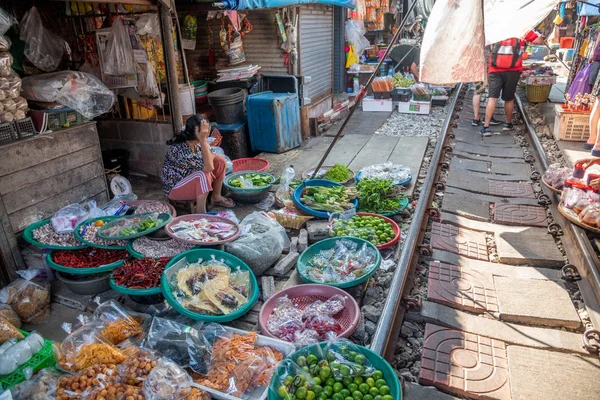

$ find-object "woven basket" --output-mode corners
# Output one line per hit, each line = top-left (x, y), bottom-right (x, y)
(271, 212), (313, 229)
(526, 84), (551, 103)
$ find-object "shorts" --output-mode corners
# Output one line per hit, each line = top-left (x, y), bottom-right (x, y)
(473, 81), (486, 95)
(167, 155), (226, 200)
(488, 71), (521, 101)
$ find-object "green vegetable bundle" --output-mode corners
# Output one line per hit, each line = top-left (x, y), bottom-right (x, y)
(324, 164), (352, 183)
(357, 178), (406, 214)
(392, 73), (414, 88)
(301, 186), (358, 213)
(229, 173), (273, 188)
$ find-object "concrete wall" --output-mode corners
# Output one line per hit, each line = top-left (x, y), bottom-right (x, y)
(97, 120), (174, 178)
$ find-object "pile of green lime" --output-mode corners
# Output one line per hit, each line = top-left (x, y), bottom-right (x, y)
(276, 350), (393, 400)
(329, 215), (395, 246)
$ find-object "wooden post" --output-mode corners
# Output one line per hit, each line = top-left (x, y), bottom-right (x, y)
(159, 0), (183, 134)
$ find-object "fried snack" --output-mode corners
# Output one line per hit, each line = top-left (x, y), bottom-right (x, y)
(102, 317), (143, 345)
(0, 304), (21, 328)
(0, 315), (24, 343)
(75, 344), (127, 370)
(56, 364), (119, 400)
(181, 387), (211, 400)
(119, 348), (158, 386)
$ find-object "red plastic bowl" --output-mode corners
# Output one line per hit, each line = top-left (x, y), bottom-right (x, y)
(126, 200), (177, 217)
(165, 214), (240, 245)
(258, 284), (361, 340)
(232, 158), (270, 173)
(356, 212), (401, 250)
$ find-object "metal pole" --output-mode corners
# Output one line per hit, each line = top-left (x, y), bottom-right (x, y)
(310, 0), (419, 179)
(159, 0), (183, 133)
(370, 84), (463, 356)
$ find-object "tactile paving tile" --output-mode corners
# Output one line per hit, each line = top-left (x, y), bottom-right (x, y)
(494, 204), (547, 227)
(420, 324), (512, 400)
(427, 261), (498, 313)
(431, 222), (489, 261)
(488, 181), (536, 199)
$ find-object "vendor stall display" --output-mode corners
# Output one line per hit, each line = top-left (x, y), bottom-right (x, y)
(50, 248), (128, 270)
(329, 213), (400, 249)
(166, 215), (240, 245)
(111, 257), (170, 292)
(162, 249), (258, 322)
(75, 217), (129, 249)
(294, 180), (358, 218)
(96, 213), (172, 240)
(297, 237), (381, 288)
(543, 163), (572, 192)
(129, 237), (195, 259)
(357, 178), (410, 216)
(302, 164), (355, 185)
(224, 171), (275, 204)
(24, 220), (88, 250)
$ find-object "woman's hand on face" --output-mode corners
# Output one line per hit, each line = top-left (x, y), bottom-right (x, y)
(196, 120), (211, 142)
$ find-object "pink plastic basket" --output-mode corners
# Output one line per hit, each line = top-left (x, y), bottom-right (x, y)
(232, 158), (270, 173)
(258, 284), (361, 340)
(165, 214), (240, 245)
(126, 200), (177, 217)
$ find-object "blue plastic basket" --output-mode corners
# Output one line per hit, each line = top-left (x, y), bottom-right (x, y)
(293, 179), (358, 219)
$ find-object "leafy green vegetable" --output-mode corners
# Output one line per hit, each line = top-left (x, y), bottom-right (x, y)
(229, 173), (273, 188)
(324, 164), (352, 183)
(301, 186), (358, 212)
(392, 73), (414, 88)
(357, 178), (406, 214)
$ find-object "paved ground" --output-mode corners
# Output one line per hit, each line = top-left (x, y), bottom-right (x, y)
(414, 91), (600, 399)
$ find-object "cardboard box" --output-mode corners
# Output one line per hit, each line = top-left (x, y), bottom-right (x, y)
(398, 99), (431, 115)
(362, 96), (393, 112)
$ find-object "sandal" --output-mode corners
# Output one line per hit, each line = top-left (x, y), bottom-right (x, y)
(584, 142), (594, 150)
(210, 197), (236, 208)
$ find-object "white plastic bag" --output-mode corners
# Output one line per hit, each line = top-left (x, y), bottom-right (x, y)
(104, 18), (135, 76)
(51, 204), (88, 234)
(139, 62), (159, 98)
(21, 71), (116, 119)
(19, 7), (66, 72)
(419, 0), (485, 84)
(136, 13), (160, 37)
(345, 19), (370, 59)
(0, 7), (16, 36)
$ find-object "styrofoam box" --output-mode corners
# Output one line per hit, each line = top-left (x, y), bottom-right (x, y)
(191, 326), (295, 400)
(362, 96), (394, 112)
(398, 99), (431, 115)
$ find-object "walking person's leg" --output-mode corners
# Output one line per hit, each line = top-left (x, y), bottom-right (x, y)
(587, 98), (600, 151)
(501, 71), (521, 131)
(472, 82), (484, 126)
(481, 73), (502, 136)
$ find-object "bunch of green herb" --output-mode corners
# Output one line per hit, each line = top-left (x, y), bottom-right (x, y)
(357, 178), (406, 214)
(301, 186), (358, 213)
(324, 164), (352, 183)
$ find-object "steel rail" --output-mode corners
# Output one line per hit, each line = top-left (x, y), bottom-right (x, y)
(370, 83), (464, 357)
(516, 95), (600, 329)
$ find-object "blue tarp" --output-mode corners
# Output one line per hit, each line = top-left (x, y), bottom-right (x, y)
(219, 0), (356, 10)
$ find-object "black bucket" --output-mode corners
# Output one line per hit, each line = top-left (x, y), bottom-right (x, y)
(208, 88), (246, 124)
(102, 149), (130, 177)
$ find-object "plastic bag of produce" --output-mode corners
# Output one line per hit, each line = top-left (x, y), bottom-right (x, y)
(0, 52), (12, 77)
(20, 7), (66, 72)
(225, 212), (289, 276)
(0, 36), (10, 52)
(103, 18), (135, 77)
(136, 13), (160, 37)
(92, 300), (145, 346)
(142, 357), (193, 400)
(21, 71), (116, 119)
(0, 304), (21, 328)
(345, 19), (370, 60)
(139, 62), (160, 98)
(0, 271), (50, 324)
(324, 338), (375, 378)
(51, 203), (88, 234)
(0, 316), (24, 344)
(10, 367), (63, 400)
(275, 165), (296, 206)
(117, 346), (159, 387)
(268, 358), (317, 400)
(142, 317), (220, 375)
(266, 296), (304, 341)
(0, 7), (16, 36)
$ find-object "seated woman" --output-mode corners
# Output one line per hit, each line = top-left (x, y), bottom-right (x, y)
(162, 115), (235, 213)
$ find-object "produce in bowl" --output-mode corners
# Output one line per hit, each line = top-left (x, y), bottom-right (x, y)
(357, 178), (407, 215)
(96, 213), (171, 240)
(300, 186), (358, 213)
(228, 172), (274, 188)
(330, 214), (398, 247)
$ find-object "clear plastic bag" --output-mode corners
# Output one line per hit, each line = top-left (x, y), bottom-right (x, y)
(103, 18), (135, 77)
(275, 165), (295, 206)
(268, 358), (317, 400)
(0, 304), (21, 328)
(0, 52), (12, 77)
(345, 19), (370, 59)
(21, 71), (116, 119)
(92, 300), (145, 346)
(10, 367), (63, 400)
(142, 357), (193, 400)
(142, 317), (218, 374)
(0, 36), (10, 52)
(0, 7), (16, 36)
(325, 338), (375, 378)
(136, 13), (160, 37)
(51, 204), (88, 234)
(0, 274), (50, 325)
(225, 212), (289, 276)
(0, 315), (23, 344)
(20, 7), (66, 72)
(117, 346), (159, 387)
(410, 82), (430, 95)
(358, 162), (411, 184)
(563, 182), (586, 209)
(266, 296), (304, 341)
(139, 62), (159, 98)
(96, 212), (161, 239)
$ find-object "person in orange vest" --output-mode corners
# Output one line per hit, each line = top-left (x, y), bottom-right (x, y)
(480, 38), (525, 137)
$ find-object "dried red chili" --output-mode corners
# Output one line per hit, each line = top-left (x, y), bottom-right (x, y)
(112, 257), (169, 289)
(52, 248), (128, 269)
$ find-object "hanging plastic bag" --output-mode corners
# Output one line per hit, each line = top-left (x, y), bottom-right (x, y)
(568, 64), (593, 98)
(21, 71), (116, 119)
(104, 18), (135, 76)
(345, 19), (370, 59)
(19, 7), (66, 72)
(139, 62), (160, 98)
(224, 212), (290, 276)
(51, 203), (88, 234)
(136, 13), (160, 37)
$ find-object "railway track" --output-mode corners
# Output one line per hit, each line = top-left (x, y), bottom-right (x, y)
(370, 85), (600, 399)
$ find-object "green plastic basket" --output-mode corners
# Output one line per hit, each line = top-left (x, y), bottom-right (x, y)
(23, 219), (88, 250)
(223, 171), (275, 204)
(96, 213), (172, 241)
(0, 330), (56, 389)
(268, 342), (402, 400)
(161, 249), (259, 323)
(46, 250), (126, 275)
(297, 236), (381, 288)
(109, 278), (162, 296)
(75, 216), (129, 250)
